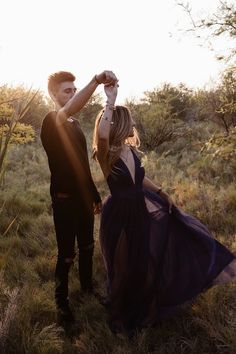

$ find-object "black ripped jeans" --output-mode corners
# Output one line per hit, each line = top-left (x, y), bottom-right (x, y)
(52, 196), (94, 308)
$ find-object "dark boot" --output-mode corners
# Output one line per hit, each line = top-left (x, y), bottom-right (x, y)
(55, 258), (74, 325)
(56, 300), (75, 326)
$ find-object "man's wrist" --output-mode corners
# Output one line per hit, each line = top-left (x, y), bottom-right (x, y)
(94, 75), (101, 85)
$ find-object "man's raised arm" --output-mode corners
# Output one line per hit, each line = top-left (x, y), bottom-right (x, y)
(56, 70), (117, 125)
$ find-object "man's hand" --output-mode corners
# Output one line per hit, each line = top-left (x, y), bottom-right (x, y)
(93, 201), (102, 215)
(95, 71), (118, 86)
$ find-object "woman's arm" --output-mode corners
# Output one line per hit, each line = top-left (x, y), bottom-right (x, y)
(97, 84), (118, 176)
(143, 176), (162, 193)
(143, 176), (174, 213)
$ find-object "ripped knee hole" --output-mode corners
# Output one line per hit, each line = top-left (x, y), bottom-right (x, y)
(79, 242), (94, 252)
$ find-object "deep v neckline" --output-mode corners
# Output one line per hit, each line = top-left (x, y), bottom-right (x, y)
(119, 148), (136, 184)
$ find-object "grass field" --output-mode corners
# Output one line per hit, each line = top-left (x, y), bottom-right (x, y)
(0, 135), (236, 354)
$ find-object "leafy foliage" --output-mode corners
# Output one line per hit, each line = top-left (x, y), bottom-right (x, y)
(191, 69), (236, 134)
(179, 1), (236, 64)
(0, 87), (41, 180)
(203, 126), (236, 161)
(0, 86), (50, 132)
(126, 84), (193, 151)
(0, 123), (35, 145)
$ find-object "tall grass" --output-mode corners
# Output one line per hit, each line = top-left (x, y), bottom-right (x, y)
(0, 122), (235, 353)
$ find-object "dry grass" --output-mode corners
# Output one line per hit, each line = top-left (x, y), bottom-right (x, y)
(0, 135), (235, 353)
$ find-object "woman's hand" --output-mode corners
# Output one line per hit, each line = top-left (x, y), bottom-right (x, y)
(104, 82), (118, 105)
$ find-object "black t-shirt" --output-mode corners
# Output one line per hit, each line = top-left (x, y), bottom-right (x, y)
(40, 111), (101, 204)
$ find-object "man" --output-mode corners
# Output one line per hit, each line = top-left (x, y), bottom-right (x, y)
(40, 70), (117, 325)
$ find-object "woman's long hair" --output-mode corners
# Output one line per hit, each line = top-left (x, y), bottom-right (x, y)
(92, 105), (141, 173)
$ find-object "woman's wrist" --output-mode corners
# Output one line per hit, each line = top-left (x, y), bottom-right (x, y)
(102, 116), (114, 125)
(105, 101), (116, 110)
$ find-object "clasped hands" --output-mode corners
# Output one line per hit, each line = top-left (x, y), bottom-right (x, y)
(96, 70), (118, 106)
(95, 70), (118, 87)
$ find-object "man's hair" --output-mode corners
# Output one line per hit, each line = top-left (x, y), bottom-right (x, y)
(48, 71), (76, 94)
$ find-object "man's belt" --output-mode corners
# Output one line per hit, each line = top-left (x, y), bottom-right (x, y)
(54, 192), (71, 198)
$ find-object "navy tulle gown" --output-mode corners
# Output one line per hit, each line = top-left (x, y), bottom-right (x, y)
(100, 149), (236, 332)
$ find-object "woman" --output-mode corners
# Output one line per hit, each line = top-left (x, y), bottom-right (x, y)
(92, 83), (236, 334)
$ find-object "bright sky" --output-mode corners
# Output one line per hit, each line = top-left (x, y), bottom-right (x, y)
(0, 0), (229, 103)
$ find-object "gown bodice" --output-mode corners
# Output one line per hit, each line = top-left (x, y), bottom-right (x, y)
(106, 149), (145, 199)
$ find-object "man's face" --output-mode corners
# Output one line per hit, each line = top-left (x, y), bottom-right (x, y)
(54, 81), (77, 107)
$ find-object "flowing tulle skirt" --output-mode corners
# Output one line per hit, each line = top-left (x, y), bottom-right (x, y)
(100, 189), (236, 331)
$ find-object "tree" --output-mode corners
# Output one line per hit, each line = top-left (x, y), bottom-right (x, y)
(21, 91), (52, 134)
(179, 1), (236, 135)
(178, 1), (236, 64)
(192, 83), (236, 134)
(126, 87), (189, 151)
(0, 87), (39, 179)
(217, 67), (236, 132)
(142, 83), (193, 121)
